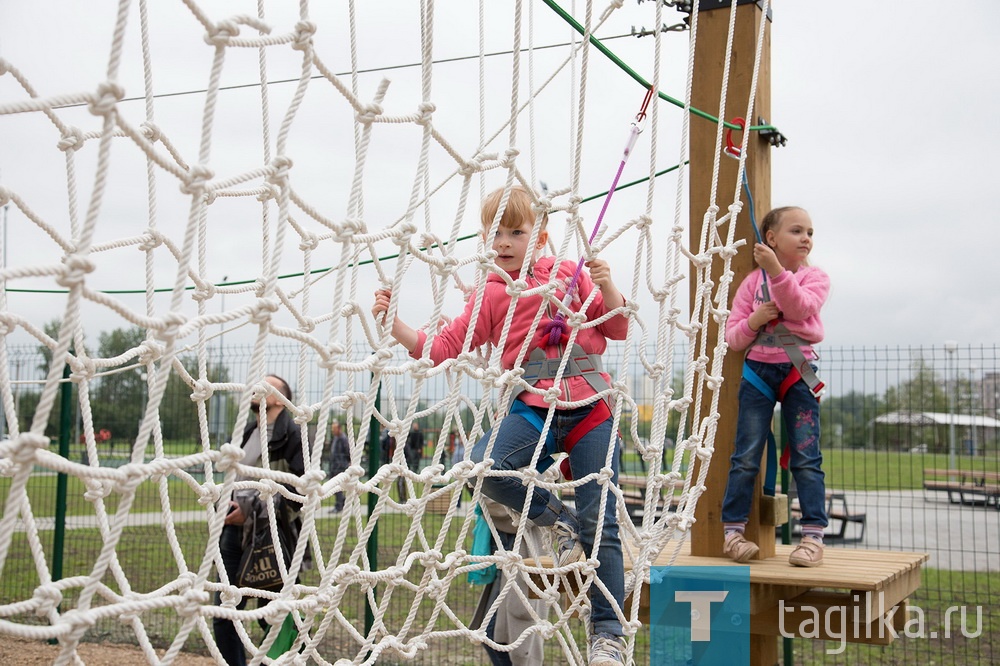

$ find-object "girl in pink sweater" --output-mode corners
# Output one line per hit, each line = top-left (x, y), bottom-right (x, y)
(721, 206), (830, 568)
(373, 186), (629, 664)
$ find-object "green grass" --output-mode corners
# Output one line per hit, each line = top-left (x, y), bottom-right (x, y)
(819, 450), (999, 491)
(0, 473), (207, 517)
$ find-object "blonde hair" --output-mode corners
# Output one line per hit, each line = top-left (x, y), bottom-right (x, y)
(480, 186), (547, 232)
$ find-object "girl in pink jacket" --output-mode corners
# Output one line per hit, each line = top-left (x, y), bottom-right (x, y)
(721, 206), (831, 568)
(373, 186), (629, 664)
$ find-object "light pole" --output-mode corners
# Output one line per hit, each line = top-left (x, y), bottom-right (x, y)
(216, 275), (228, 446)
(944, 340), (958, 472)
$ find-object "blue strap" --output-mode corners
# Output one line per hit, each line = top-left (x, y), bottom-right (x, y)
(509, 399), (558, 473)
(742, 362), (777, 497)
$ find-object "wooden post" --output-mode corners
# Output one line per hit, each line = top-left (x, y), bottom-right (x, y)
(688, 3), (774, 664)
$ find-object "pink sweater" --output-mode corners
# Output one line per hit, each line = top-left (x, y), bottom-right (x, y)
(410, 256), (629, 408)
(725, 266), (830, 363)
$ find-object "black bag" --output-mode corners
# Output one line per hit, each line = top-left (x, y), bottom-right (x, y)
(236, 496), (291, 591)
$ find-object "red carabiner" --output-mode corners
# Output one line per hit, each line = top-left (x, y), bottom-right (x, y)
(635, 86), (656, 124)
(725, 116), (746, 159)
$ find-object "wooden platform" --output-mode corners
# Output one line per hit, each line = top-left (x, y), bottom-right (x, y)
(534, 539), (928, 650)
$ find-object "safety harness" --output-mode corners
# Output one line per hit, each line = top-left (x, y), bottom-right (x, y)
(742, 300), (825, 496)
(510, 344), (614, 481)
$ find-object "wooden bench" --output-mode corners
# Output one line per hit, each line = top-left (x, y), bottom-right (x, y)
(923, 468), (1000, 508)
(789, 492), (867, 542)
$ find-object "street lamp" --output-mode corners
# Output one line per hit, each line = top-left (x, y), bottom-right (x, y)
(216, 275), (228, 446)
(944, 340), (958, 472)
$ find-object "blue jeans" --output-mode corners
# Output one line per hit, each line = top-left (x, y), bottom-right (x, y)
(470, 401), (625, 637)
(721, 360), (828, 528)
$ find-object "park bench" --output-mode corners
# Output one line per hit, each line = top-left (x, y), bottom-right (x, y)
(923, 468), (1000, 508)
(789, 492), (867, 542)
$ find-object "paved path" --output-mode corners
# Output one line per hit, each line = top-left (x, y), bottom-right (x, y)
(818, 489), (1000, 572)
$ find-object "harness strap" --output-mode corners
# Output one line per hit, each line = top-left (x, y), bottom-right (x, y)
(742, 363), (781, 497)
(517, 344), (611, 399)
(768, 323), (825, 398)
(559, 399), (613, 481)
(508, 400), (557, 474)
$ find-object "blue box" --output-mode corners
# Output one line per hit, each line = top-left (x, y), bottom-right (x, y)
(649, 566), (750, 665)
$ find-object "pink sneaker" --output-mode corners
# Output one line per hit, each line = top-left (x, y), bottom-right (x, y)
(723, 531), (759, 563)
(789, 535), (824, 567)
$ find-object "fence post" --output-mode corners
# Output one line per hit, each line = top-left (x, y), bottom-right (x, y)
(365, 378), (381, 639)
(52, 363), (72, 590)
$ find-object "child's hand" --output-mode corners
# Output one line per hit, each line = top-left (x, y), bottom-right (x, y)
(586, 257), (625, 311)
(749, 301), (780, 331)
(586, 258), (615, 292)
(372, 288), (392, 324)
(753, 242), (782, 278)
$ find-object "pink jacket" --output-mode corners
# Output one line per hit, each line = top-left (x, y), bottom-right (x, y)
(410, 256), (629, 408)
(725, 266), (829, 363)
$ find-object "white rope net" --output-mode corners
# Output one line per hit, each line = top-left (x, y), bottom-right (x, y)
(0, 0), (766, 663)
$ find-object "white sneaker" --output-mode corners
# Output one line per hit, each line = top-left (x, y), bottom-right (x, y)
(551, 509), (584, 566)
(589, 633), (625, 666)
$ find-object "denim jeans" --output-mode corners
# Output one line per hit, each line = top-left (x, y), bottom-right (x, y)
(721, 360), (829, 528)
(470, 401), (625, 637)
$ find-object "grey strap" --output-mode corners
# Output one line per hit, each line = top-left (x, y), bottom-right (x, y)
(519, 344), (610, 398)
(765, 323), (825, 397)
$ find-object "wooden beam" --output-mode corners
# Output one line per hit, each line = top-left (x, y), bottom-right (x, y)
(689, 0), (772, 562)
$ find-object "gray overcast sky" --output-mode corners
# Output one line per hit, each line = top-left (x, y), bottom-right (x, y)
(0, 0), (997, 363)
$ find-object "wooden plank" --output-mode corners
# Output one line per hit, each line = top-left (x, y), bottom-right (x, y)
(750, 590), (910, 645)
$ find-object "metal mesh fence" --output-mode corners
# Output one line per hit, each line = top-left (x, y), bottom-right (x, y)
(1, 342), (997, 664)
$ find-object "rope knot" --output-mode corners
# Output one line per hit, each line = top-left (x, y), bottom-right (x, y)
(415, 102), (436, 126)
(294, 405), (315, 426)
(178, 587), (210, 618)
(459, 157), (484, 177)
(256, 183), (281, 202)
(505, 279), (528, 298)
(355, 102), (383, 125)
(249, 297), (280, 325)
(635, 214), (653, 231)
(291, 20), (317, 51)
(205, 20), (240, 47)
(83, 478), (112, 502)
(56, 253), (95, 288)
(500, 148), (520, 168)
(87, 81), (125, 117)
(190, 378), (214, 402)
(268, 156), (294, 187)
(67, 356), (97, 383)
(137, 228), (165, 252)
(114, 463), (147, 494)
(542, 386), (562, 405)
(57, 126), (86, 152)
(180, 164), (214, 200)
(32, 584), (63, 617)
(140, 121), (162, 143)
(137, 340), (164, 365)
(334, 217), (364, 242)
(155, 312), (188, 342)
(299, 232), (319, 251)
(217, 443), (246, 471)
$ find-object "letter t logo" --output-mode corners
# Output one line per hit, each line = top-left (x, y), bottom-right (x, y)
(674, 591), (729, 641)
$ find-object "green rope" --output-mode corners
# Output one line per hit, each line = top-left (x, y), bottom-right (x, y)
(540, 0), (777, 133)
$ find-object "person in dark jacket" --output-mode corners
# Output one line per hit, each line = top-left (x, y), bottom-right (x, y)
(327, 420), (350, 513)
(213, 374), (304, 666)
